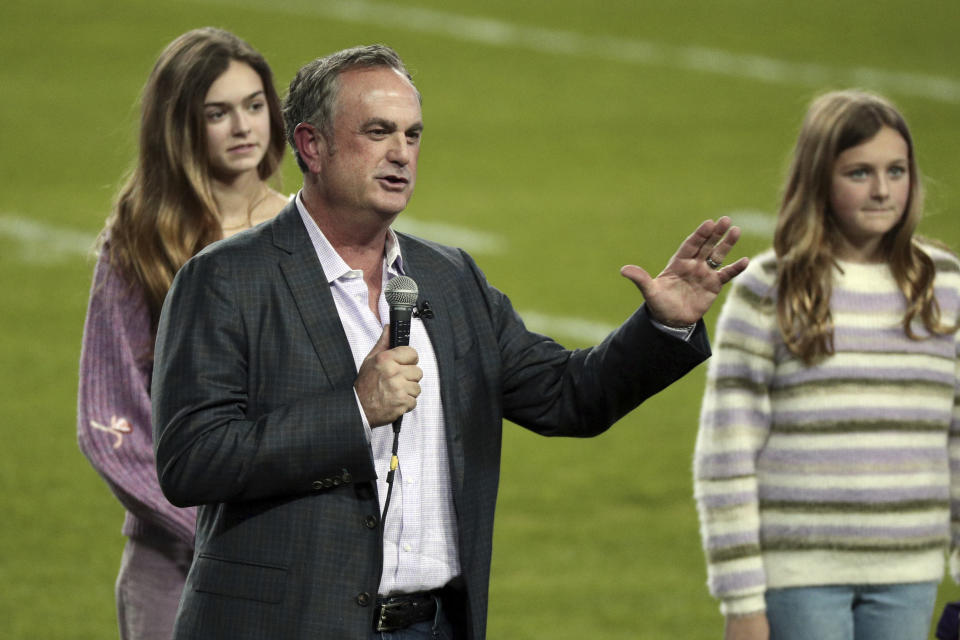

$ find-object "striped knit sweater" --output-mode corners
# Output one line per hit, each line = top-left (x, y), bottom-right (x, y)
(694, 245), (960, 616)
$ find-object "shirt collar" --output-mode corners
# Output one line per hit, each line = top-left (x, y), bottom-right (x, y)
(295, 191), (405, 283)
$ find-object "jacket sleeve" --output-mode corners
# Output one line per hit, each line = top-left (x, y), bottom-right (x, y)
(463, 249), (711, 437)
(693, 258), (776, 617)
(151, 248), (376, 508)
(77, 251), (196, 544)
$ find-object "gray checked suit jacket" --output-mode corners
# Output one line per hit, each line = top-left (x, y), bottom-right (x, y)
(152, 202), (710, 639)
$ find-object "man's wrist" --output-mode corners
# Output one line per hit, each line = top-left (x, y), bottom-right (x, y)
(649, 317), (696, 341)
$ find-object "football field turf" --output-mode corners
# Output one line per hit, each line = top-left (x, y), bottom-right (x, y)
(2, 1), (959, 637)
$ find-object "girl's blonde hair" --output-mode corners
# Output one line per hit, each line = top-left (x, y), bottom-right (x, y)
(774, 89), (950, 364)
(103, 27), (285, 328)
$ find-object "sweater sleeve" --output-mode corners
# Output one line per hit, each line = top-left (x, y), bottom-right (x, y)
(923, 246), (960, 584)
(77, 251), (196, 545)
(949, 295), (960, 582)
(693, 254), (777, 616)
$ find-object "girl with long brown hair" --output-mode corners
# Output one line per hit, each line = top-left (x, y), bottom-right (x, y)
(77, 27), (287, 639)
(695, 90), (960, 640)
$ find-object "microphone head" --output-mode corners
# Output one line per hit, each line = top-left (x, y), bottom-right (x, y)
(384, 275), (418, 308)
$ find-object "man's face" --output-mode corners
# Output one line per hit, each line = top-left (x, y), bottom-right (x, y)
(318, 67), (423, 219)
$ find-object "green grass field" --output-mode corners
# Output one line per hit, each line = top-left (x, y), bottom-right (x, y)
(2, 1), (959, 637)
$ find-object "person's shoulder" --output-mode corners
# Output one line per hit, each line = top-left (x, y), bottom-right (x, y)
(171, 229), (272, 295)
(192, 206), (296, 267)
(916, 238), (960, 274)
(735, 248), (778, 290)
(89, 240), (147, 302)
(743, 248), (777, 275)
(716, 248), (778, 316)
(396, 230), (475, 270)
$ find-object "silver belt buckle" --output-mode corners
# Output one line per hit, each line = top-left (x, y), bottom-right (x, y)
(375, 600), (404, 632)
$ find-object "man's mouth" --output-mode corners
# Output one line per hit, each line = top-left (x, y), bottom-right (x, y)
(378, 175), (409, 187)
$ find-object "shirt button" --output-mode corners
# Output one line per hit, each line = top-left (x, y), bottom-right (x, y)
(402, 543), (412, 552)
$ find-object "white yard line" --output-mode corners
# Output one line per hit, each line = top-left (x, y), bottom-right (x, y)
(0, 214), (97, 263)
(518, 310), (617, 345)
(1, 213), (613, 343)
(393, 216), (507, 254)
(203, 0), (960, 103)
(0, 213), (506, 259)
(722, 209), (778, 239)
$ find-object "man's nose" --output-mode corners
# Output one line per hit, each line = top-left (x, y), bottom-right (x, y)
(386, 134), (411, 165)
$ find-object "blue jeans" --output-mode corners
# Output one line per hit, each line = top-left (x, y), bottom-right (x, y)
(765, 582), (938, 640)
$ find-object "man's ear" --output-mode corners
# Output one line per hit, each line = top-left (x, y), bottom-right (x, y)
(293, 122), (326, 174)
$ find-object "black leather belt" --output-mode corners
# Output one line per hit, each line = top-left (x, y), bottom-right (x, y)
(374, 591), (438, 632)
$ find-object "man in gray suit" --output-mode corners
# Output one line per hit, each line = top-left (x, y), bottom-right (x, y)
(152, 44), (747, 639)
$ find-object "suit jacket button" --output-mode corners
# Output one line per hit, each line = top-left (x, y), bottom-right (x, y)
(356, 592), (371, 607)
(311, 480), (323, 491)
(323, 478), (334, 488)
(363, 515), (378, 529)
(341, 470), (352, 484)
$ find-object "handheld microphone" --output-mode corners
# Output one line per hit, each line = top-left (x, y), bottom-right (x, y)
(381, 275), (419, 523)
(384, 275), (418, 349)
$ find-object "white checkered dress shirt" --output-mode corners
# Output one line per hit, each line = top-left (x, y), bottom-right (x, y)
(296, 195), (460, 596)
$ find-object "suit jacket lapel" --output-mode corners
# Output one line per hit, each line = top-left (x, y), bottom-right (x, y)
(399, 236), (466, 493)
(271, 204), (357, 389)
(268, 213), (466, 491)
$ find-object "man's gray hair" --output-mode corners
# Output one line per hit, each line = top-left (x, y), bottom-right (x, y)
(282, 44), (419, 173)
